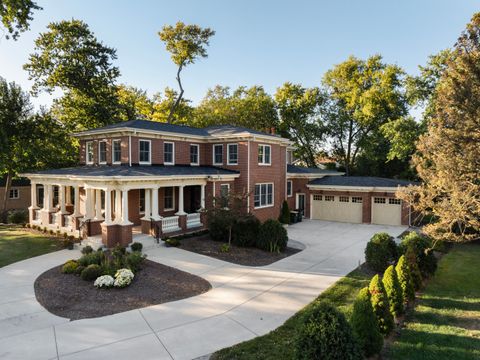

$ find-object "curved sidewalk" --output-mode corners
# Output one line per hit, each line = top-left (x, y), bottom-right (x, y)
(0, 221), (406, 360)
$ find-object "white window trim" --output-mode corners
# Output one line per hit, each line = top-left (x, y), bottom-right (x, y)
(220, 183), (230, 194)
(227, 143), (238, 165)
(164, 187), (175, 211)
(86, 141), (94, 165)
(9, 188), (19, 199)
(254, 182), (274, 209)
(112, 139), (122, 165)
(213, 144), (223, 165)
(296, 193), (306, 209)
(258, 144), (272, 166)
(98, 141), (107, 165)
(139, 189), (145, 215)
(190, 144), (200, 166)
(164, 141), (175, 165)
(287, 180), (293, 197)
(139, 139), (152, 165)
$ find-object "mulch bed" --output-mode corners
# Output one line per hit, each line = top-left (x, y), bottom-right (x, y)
(178, 234), (302, 266)
(34, 260), (211, 320)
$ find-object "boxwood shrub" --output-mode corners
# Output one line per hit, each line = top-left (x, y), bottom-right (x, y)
(365, 232), (398, 272)
(80, 264), (102, 281)
(78, 251), (104, 267)
(7, 209), (28, 224)
(256, 219), (288, 253)
(232, 215), (260, 247)
(62, 260), (79, 274)
(207, 210), (231, 242)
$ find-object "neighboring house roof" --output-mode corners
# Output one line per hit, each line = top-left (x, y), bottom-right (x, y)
(287, 164), (344, 178)
(23, 165), (239, 180)
(0, 177), (30, 187)
(308, 176), (416, 189)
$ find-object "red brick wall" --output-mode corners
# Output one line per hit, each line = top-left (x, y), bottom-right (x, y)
(287, 178), (310, 217)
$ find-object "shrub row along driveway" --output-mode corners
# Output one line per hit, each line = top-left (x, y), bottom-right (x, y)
(0, 220), (406, 360)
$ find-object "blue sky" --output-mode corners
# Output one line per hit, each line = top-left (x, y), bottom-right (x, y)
(0, 0), (478, 109)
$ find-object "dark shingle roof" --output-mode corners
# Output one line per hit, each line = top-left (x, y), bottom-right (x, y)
(27, 165), (239, 178)
(287, 164), (342, 175)
(309, 176), (416, 188)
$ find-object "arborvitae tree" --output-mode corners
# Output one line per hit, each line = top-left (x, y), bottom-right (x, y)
(369, 274), (394, 335)
(383, 265), (404, 318)
(278, 200), (290, 224)
(405, 246), (422, 290)
(396, 255), (415, 302)
(350, 287), (384, 357)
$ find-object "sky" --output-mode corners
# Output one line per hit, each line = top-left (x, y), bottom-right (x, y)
(0, 0), (478, 109)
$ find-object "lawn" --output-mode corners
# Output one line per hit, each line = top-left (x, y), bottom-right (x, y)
(0, 225), (63, 267)
(212, 266), (373, 360)
(386, 242), (480, 360)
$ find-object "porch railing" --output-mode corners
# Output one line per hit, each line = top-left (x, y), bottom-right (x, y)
(63, 214), (72, 228)
(186, 213), (202, 229)
(34, 209), (41, 221)
(162, 216), (180, 233)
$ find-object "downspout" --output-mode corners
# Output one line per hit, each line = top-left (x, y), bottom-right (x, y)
(128, 135), (132, 167)
(247, 139), (251, 213)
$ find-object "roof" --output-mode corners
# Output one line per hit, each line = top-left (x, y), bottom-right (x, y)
(308, 176), (416, 188)
(24, 165), (239, 178)
(287, 164), (342, 175)
(0, 177), (30, 187)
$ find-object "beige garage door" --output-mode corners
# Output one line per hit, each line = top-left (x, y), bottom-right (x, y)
(311, 194), (363, 223)
(371, 197), (402, 226)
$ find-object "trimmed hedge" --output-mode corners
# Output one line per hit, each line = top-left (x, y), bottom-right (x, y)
(351, 287), (383, 357)
(369, 274), (394, 335)
(383, 265), (404, 317)
(7, 209), (28, 224)
(365, 232), (398, 272)
(130, 242), (143, 252)
(256, 219), (288, 253)
(232, 215), (260, 247)
(294, 301), (362, 360)
(396, 255), (415, 302)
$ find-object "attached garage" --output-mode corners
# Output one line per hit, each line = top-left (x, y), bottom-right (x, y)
(311, 194), (363, 223)
(371, 197), (403, 226)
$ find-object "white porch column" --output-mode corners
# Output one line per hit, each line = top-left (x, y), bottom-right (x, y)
(200, 184), (205, 209)
(65, 185), (72, 205)
(141, 188), (151, 220)
(95, 189), (103, 220)
(85, 188), (94, 219)
(29, 182), (38, 209)
(115, 189), (122, 223)
(120, 189), (132, 225)
(151, 187), (160, 220)
(73, 186), (81, 216)
(176, 185), (186, 216)
(46, 184), (54, 211)
(104, 189), (113, 225)
(59, 185), (67, 214)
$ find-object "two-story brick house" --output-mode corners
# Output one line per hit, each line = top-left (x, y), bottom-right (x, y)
(23, 119), (414, 247)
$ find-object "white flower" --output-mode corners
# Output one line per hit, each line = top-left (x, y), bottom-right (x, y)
(94, 275), (114, 288)
(113, 268), (134, 288)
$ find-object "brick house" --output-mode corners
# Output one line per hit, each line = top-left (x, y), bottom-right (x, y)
(22, 119), (413, 247)
(0, 177), (31, 211)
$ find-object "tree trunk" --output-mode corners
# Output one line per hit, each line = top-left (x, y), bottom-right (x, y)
(1, 170), (13, 217)
(166, 64), (184, 124)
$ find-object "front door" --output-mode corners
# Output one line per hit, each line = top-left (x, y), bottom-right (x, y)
(296, 193), (306, 216)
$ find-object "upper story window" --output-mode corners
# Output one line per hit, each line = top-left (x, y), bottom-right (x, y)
(98, 141), (107, 164)
(227, 144), (238, 165)
(258, 144), (271, 165)
(213, 144), (223, 165)
(86, 141), (94, 164)
(164, 142), (175, 165)
(139, 139), (151, 164)
(9, 188), (19, 199)
(254, 183), (273, 208)
(190, 144), (199, 165)
(112, 139), (121, 164)
(287, 180), (293, 197)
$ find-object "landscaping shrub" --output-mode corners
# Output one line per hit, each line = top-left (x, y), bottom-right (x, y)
(400, 231), (437, 277)
(80, 264), (102, 281)
(207, 210), (231, 241)
(294, 301), (361, 360)
(350, 287), (383, 357)
(395, 255), (415, 302)
(63, 238), (74, 250)
(81, 245), (93, 255)
(114, 268), (134, 288)
(61, 260), (79, 274)
(94, 275), (114, 288)
(165, 238), (180, 247)
(232, 215), (260, 247)
(383, 265), (404, 317)
(130, 242), (143, 252)
(256, 219), (288, 253)
(125, 251), (146, 272)
(78, 251), (104, 267)
(369, 274), (394, 335)
(405, 246), (422, 290)
(75, 265), (85, 275)
(365, 232), (398, 272)
(7, 209), (28, 224)
(278, 200), (290, 224)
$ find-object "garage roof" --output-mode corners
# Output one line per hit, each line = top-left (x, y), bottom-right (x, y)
(309, 176), (416, 188)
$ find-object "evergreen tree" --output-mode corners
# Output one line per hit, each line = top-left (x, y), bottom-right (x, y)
(369, 274), (394, 335)
(383, 265), (404, 318)
(396, 255), (415, 302)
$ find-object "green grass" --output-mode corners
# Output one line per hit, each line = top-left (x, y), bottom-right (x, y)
(386, 242), (480, 360)
(212, 266), (373, 360)
(0, 225), (63, 267)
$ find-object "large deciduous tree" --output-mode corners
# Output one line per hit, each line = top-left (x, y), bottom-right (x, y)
(0, 0), (41, 40)
(323, 55), (408, 175)
(399, 13), (480, 242)
(275, 83), (327, 167)
(158, 22), (215, 123)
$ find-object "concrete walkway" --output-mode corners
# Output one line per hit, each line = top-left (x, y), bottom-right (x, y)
(0, 221), (406, 360)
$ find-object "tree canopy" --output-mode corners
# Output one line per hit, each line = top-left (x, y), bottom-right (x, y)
(0, 0), (41, 40)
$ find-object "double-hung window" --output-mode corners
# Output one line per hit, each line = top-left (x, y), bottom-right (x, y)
(98, 141), (107, 164)
(164, 142), (174, 165)
(139, 140), (151, 164)
(213, 144), (223, 165)
(254, 183), (274, 208)
(9, 189), (19, 199)
(227, 144), (238, 165)
(287, 180), (293, 197)
(258, 144), (271, 165)
(190, 144), (199, 165)
(112, 140), (121, 164)
(220, 184), (230, 208)
(86, 141), (94, 164)
(164, 187), (174, 210)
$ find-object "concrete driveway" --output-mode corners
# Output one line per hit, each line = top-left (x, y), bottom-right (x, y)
(0, 220), (406, 360)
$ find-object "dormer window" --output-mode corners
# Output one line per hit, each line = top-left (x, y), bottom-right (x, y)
(164, 142), (174, 165)
(98, 141), (107, 164)
(86, 141), (94, 164)
(258, 144), (271, 165)
(139, 139), (151, 164)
